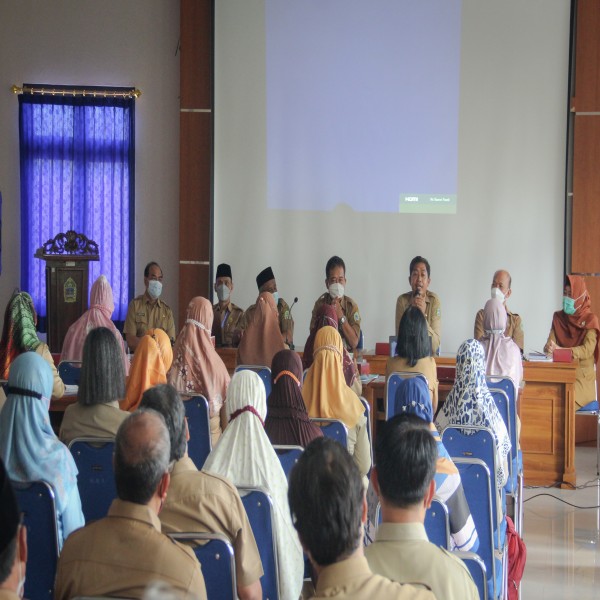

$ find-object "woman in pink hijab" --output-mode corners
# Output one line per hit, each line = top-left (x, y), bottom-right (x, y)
(61, 275), (129, 374)
(479, 298), (523, 388)
(168, 297), (230, 445)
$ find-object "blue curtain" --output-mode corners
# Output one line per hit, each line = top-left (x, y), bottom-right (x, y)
(19, 92), (135, 329)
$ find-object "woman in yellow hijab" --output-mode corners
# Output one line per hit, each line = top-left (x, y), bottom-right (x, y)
(302, 326), (371, 482)
(121, 329), (173, 412)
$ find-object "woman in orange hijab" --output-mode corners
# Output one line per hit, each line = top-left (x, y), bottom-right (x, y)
(544, 275), (600, 409)
(120, 329), (173, 412)
(302, 326), (371, 484)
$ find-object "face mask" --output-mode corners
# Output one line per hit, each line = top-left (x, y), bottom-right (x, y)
(147, 280), (162, 300)
(491, 287), (505, 303)
(329, 283), (345, 299)
(563, 296), (576, 315)
(216, 283), (230, 302)
(272, 291), (280, 305)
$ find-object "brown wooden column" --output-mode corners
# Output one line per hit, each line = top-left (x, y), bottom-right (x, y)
(178, 0), (213, 329)
(569, 0), (600, 442)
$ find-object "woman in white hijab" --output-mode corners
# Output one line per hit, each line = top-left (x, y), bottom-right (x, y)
(203, 370), (304, 600)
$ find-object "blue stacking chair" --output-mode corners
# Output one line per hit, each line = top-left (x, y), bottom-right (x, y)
(58, 360), (83, 385)
(452, 457), (503, 600)
(235, 365), (272, 398)
(454, 550), (488, 600)
(69, 438), (116, 522)
(424, 497), (451, 550)
(238, 487), (279, 600)
(12, 480), (59, 600)
(184, 396), (212, 469)
(488, 385), (523, 535)
(385, 372), (429, 420)
(310, 418), (348, 448)
(273, 445), (304, 479)
(170, 532), (237, 600)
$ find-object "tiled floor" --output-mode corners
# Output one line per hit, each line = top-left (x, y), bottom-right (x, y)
(522, 446), (600, 599)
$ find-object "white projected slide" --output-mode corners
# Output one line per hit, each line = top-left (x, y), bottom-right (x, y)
(266, 0), (461, 214)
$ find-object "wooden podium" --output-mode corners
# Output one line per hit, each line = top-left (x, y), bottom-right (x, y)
(34, 231), (99, 353)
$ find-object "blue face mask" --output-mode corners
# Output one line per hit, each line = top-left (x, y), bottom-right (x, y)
(272, 291), (280, 306)
(563, 296), (575, 315)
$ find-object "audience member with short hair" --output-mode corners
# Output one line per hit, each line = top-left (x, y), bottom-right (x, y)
(302, 326), (371, 484)
(59, 326), (129, 445)
(168, 297), (230, 445)
(54, 410), (207, 600)
(386, 306), (439, 411)
(391, 378), (479, 552)
(288, 437), (434, 600)
(479, 298), (523, 388)
(61, 274), (130, 374)
(0, 352), (84, 549)
(264, 350), (323, 448)
(121, 328), (173, 412)
(365, 414), (479, 600)
(203, 370), (304, 600)
(395, 256), (441, 354)
(141, 384), (263, 600)
(0, 290), (64, 399)
(0, 459), (27, 599)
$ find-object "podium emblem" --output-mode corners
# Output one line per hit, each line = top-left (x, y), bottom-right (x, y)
(64, 277), (77, 303)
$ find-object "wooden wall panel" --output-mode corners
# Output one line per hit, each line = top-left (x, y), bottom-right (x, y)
(178, 264), (210, 326)
(572, 0), (600, 112)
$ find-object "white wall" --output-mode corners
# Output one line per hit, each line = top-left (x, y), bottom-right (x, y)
(214, 0), (571, 354)
(0, 1), (180, 322)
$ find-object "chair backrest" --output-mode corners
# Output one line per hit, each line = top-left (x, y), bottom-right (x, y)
(452, 458), (498, 600)
(238, 487), (279, 600)
(487, 388), (517, 491)
(58, 360), (83, 385)
(385, 371), (429, 420)
(424, 496), (451, 550)
(12, 480), (59, 600)
(273, 445), (304, 479)
(454, 550), (488, 600)
(235, 365), (272, 397)
(485, 375), (516, 407)
(309, 418), (348, 448)
(68, 437), (116, 522)
(170, 532), (237, 600)
(184, 396), (212, 469)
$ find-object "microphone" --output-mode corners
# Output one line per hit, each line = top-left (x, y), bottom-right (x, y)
(286, 297), (299, 350)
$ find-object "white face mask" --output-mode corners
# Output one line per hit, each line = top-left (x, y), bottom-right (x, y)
(147, 279), (163, 300)
(491, 287), (505, 303)
(272, 291), (280, 305)
(329, 283), (345, 299)
(216, 283), (230, 302)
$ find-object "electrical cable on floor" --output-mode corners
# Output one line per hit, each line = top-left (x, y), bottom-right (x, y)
(523, 493), (600, 509)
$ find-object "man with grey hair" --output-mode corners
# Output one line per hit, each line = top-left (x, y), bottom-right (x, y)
(141, 384), (263, 600)
(54, 410), (206, 600)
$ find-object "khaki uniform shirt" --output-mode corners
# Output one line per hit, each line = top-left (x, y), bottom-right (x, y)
(386, 356), (439, 411)
(547, 327), (597, 408)
(123, 294), (176, 344)
(59, 400), (129, 446)
(212, 301), (244, 347)
(395, 292), (441, 355)
(54, 498), (207, 600)
(311, 554), (434, 600)
(159, 456), (263, 587)
(474, 307), (524, 351)
(310, 294), (361, 351)
(241, 298), (294, 344)
(365, 522), (478, 600)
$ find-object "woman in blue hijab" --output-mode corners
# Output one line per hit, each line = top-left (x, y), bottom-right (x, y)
(0, 352), (84, 548)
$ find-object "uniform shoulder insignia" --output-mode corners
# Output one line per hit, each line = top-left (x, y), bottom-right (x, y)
(436, 308), (441, 317)
(284, 310), (290, 320)
(353, 311), (360, 322)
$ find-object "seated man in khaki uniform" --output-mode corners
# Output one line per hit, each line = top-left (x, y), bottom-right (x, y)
(211, 263), (244, 347)
(0, 459), (28, 598)
(124, 261), (176, 351)
(474, 269), (524, 352)
(241, 266), (294, 347)
(395, 256), (441, 355)
(141, 384), (263, 600)
(310, 255), (361, 352)
(288, 437), (434, 600)
(365, 415), (479, 600)
(54, 410), (207, 600)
